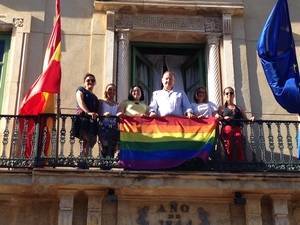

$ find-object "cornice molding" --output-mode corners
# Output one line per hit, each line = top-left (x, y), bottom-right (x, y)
(94, 0), (244, 16)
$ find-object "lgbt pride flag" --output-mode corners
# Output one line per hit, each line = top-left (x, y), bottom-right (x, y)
(119, 116), (217, 170)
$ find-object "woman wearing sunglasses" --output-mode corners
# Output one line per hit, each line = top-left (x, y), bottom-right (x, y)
(217, 86), (254, 161)
(191, 86), (218, 118)
(74, 73), (99, 165)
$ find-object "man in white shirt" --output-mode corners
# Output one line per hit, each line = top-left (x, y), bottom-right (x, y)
(149, 71), (193, 118)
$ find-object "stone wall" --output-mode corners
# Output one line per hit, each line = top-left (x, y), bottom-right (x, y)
(1, 0), (300, 118)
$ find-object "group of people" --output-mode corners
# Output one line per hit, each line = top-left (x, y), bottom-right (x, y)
(75, 71), (254, 165)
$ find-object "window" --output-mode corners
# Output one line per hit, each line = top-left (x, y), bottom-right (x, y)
(0, 34), (11, 111)
(131, 43), (206, 104)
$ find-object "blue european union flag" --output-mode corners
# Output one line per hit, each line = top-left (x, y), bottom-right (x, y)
(257, 0), (300, 113)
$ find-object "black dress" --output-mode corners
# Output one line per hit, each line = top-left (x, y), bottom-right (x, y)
(73, 86), (99, 140)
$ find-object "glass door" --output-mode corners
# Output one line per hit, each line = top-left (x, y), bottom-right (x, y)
(0, 34), (11, 111)
(131, 46), (155, 104)
(181, 51), (206, 102)
(131, 43), (206, 104)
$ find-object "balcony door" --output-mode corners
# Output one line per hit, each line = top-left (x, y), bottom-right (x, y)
(0, 34), (11, 112)
(131, 43), (206, 104)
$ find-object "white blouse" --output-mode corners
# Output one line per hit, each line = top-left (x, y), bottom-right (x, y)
(191, 102), (218, 117)
(101, 101), (118, 116)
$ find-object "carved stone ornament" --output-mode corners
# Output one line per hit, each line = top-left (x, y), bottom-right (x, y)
(204, 17), (222, 33)
(113, 14), (222, 33)
(13, 17), (24, 28)
(136, 206), (150, 225)
(197, 207), (210, 225)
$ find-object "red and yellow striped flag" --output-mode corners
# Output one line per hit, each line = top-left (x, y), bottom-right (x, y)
(18, 0), (61, 158)
(19, 0), (61, 114)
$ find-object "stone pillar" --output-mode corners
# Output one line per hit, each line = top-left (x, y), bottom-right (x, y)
(104, 11), (116, 85)
(117, 29), (130, 102)
(244, 194), (263, 225)
(222, 13), (235, 89)
(271, 195), (291, 225)
(0, 14), (31, 114)
(58, 190), (75, 225)
(86, 190), (107, 225)
(207, 35), (222, 106)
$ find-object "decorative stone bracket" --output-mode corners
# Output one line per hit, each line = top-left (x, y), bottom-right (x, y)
(0, 14), (31, 33)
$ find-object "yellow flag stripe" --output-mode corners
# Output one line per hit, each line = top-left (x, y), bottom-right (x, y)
(51, 42), (61, 62)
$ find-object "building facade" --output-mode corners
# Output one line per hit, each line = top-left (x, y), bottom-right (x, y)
(0, 0), (300, 225)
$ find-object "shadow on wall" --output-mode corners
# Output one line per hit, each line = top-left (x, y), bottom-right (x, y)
(233, 41), (259, 119)
(247, 42), (262, 119)
(1, 0), (94, 18)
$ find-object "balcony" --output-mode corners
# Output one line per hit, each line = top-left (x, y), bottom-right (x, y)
(0, 114), (299, 172)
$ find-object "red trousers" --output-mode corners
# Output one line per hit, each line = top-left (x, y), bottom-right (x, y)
(221, 125), (245, 161)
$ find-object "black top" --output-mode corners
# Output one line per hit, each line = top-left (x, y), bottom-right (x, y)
(218, 104), (243, 127)
(76, 86), (98, 115)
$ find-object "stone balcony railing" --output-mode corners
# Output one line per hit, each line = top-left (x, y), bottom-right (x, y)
(0, 114), (299, 172)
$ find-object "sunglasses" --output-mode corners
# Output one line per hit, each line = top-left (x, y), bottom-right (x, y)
(86, 79), (95, 83)
(225, 91), (234, 96)
(197, 91), (206, 95)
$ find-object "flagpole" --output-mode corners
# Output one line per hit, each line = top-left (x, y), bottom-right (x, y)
(56, 93), (61, 167)
(55, 0), (61, 167)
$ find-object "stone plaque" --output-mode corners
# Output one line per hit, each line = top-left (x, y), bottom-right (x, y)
(118, 200), (231, 225)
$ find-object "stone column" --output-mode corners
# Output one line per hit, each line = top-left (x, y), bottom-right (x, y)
(207, 35), (222, 106)
(117, 29), (130, 102)
(271, 195), (291, 225)
(222, 13), (235, 89)
(86, 190), (107, 225)
(58, 190), (75, 225)
(244, 194), (263, 225)
(104, 11), (116, 85)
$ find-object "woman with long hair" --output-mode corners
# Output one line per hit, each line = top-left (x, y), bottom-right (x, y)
(191, 86), (218, 118)
(217, 87), (253, 161)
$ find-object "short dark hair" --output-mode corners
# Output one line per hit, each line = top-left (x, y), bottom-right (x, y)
(193, 86), (208, 103)
(128, 85), (144, 101)
(83, 73), (96, 82)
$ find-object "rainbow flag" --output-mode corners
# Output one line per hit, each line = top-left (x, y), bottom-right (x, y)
(119, 116), (217, 170)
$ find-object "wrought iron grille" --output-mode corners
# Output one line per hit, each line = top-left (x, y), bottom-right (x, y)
(0, 114), (299, 172)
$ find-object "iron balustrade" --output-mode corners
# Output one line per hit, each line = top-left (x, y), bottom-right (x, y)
(0, 114), (299, 171)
